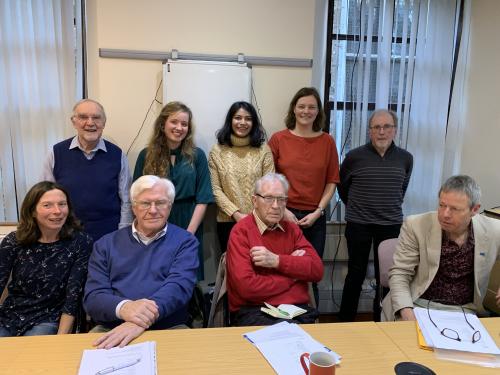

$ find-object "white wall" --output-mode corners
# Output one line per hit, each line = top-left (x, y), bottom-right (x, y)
(461, 0), (500, 211)
(86, 0), (316, 168)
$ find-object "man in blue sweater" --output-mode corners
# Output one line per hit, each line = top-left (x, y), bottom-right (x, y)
(41, 99), (132, 241)
(84, 175), (199, 348)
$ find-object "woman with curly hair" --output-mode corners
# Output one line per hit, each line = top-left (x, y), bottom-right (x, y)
(0, 181), (93, 336)
(133, 101), (213, 280)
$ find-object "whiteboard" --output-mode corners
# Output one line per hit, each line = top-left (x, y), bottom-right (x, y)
(163, 60), (252, 154)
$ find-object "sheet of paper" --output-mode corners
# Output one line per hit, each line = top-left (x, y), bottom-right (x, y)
(244, 322), (341, 375)
(244, 321), (303, 343)
(414, 307), (500, 355)
(434, 348), (500, 368)
(78, 341), (157, 375)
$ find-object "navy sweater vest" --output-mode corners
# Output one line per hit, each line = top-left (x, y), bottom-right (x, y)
(53, 138), (121, 241)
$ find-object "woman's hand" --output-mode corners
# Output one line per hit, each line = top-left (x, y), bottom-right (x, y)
(297, 210), (321, 228)
(57, 313), (75, 334)
(186, 204), (207, 234)
(232, 211), (247, 222)
(284, 208), (298, 224)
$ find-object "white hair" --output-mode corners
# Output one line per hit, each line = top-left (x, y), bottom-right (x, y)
(130, 175), (175, 202)
(72, 98), (107, 122)
(254, 173), (289, 195)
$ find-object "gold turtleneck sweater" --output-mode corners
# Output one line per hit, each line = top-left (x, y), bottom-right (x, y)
(208, 135), (275, 222)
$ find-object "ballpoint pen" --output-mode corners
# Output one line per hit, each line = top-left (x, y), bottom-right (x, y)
(95, 358), (141, 375)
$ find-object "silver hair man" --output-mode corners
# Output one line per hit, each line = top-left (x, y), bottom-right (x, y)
(71, 98), (107, 122)
(439, 175), (481, 208)
(254, 173), (289, 195)
(131, 175), (176, 203)
(368, 109), (398, 129)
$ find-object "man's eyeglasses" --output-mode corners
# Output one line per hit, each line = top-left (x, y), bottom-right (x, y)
(255, 194), (288, 205)
(426, 299), (481, 343)
(134, 200), (170, 210)
(369, 124), (395, 132)
(74, 114), (104, 123)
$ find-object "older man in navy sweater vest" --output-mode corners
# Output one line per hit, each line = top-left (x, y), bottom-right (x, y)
(84, 175), (199, 348)
(41, 99), (132, 241)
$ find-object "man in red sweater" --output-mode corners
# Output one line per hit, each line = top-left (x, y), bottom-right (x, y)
(226, 173), (324, 326)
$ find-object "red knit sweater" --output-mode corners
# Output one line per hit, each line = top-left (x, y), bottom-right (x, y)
(226, 215), (324, 312)
(268, 129), (340, 210)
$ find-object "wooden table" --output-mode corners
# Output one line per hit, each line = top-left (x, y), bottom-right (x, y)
(378, 317), (500, 374)
(0, 320), (497, 374)
(0, 322), (406, 374)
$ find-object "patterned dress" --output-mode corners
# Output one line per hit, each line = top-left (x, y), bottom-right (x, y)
(0, 231), (93, 335)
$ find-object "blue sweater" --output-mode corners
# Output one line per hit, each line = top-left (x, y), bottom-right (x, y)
(83, 224), (199, 329)
(53, 137), (122, 241)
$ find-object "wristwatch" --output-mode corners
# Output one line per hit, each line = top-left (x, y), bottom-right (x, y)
(317, 207), (325, 216)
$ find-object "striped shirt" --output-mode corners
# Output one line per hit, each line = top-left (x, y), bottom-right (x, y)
(338, 142), (413, 225)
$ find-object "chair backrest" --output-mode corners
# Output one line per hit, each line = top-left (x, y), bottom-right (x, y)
(207, 252), (228, 327)
(308, 282), (316, 309)
(378, 238), (399, 288)
(0, 224), (16, 304)
(0, 275), (10, 305)
(0, 222), (17, 243)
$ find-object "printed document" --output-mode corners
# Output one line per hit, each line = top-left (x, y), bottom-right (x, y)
(78, 341), (157, 375)
(244, 321), (341, 375)
(414, 307), (500, 355)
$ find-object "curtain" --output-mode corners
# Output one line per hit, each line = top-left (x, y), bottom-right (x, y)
(442, 0), (471, 181)
(0, 0), (81, 221)
(403, 0), (459, 214)
(338, 0), (460, 215)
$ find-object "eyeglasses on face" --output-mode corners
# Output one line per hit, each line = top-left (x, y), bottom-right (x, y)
(369, 124), (395, 132)
(426, 299), (481, 344)
(255, 194), (288, 205)
(74, 114), (104, 123)
(133, 200), (170, 210)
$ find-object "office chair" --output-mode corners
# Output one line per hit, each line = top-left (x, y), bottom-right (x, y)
(376, 238), (399, 321)
(378, 238), (399, 289)
(0, 275), (10, 305)
(207, 252), (229, 327)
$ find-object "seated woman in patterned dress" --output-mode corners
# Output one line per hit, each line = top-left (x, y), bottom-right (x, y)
(0, 181), (93, 336)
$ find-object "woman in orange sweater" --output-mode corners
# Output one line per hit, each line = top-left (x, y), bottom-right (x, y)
(268, 87), (340, 305)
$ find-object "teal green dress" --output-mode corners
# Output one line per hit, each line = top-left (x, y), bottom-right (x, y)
(133, 147), (214, 280)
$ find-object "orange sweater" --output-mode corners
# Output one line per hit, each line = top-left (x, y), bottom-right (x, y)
(268, 129), (340, 210)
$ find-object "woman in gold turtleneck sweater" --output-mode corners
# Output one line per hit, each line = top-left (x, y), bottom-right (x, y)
(208, 102), (274, 254)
